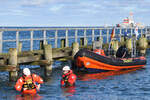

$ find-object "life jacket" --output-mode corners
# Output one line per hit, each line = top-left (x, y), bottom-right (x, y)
(61, 70), (76, 87)
(62, 73), (71, 86)
(15, 73), (43, 94)
(22, 75), (36, 90)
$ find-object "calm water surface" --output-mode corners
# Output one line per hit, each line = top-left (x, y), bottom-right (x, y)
(0, 27), (150, 100)
(0, 53), (150, 100)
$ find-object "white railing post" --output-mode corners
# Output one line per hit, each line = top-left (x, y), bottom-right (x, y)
(16, 31), (19, 51)
(92, 29), (95, 42)
(120, 28), (122, 41)
(107, 28), (109, 43)
(65, 29), (68, 47)
(145, 27), (147, 33)
(43, 30), (47, 44)
(0, 31), (2, 53)
(84, 29), (87, 45)
(145, 27), (147, 38)
(100, 29), (102, 38)
(55, 30), (58, 48)
(30, 30), (33, 51)
(75, 29), (78, 43)
(99, 29), (102, 49)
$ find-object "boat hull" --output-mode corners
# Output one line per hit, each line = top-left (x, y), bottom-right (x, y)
(74, 49), (146, 72)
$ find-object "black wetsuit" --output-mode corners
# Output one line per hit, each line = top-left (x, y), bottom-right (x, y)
(116, 45), (130, 58)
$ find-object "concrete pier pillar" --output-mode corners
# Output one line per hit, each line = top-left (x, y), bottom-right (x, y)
(84, 38), (88, 46)
(61, 39), (65, 48)
(126, 38), (132, 53)
(40, 40), (47, 50)
(138, 36), (148, 55)
(71, 42), (79, 69)
(111, 40), (119, 56)
(80, 38), (87, 46)
(43, 44), (53, 76)
(18, 42), (22, 52)
(44, 62), (53, 77)
(40, 40), (44, 50)
(9, 48), (18, 81)
(72, 42), (79, 59)
(120, 36), (125, 45)
(98, 36), (103, 49)
(80, 38), (84, 46)
(92, 37), (103, 50)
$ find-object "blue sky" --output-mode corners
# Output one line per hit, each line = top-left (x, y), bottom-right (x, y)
(0, 0), (150, 26)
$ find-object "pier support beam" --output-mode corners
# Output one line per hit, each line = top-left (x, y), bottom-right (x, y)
(138, 36), (148, 56)
(43, 44), (53, 76)
(96, 36), (103, 49)
(80, 38), (87, 46)
(9, 48), (18, 81)
(40, 40), (47, 50)
(72, 42), (79, 60)
(111, 40), (119, 56)
(61, 39), (66, 48)
(80, 38), (84, 46)
(18, 42), (22, 52)
(120, 36), (125, 46)
(71, 42), (79, 69)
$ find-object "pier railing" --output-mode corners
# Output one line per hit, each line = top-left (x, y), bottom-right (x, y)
(0, 27), (149, 53)
(0, 26), (149, 81)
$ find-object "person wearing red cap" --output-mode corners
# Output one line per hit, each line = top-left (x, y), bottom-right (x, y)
(15, 68), (43, 94)
(61, 66), (77, 87)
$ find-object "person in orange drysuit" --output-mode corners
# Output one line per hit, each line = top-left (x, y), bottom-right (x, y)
(61, 66), (77, 87)
(15, 68), (44, 94)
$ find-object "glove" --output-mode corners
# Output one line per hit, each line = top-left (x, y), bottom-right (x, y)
(36, 84), (41, 91)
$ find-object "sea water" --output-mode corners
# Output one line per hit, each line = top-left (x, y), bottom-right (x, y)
(0, 27), (149, 100)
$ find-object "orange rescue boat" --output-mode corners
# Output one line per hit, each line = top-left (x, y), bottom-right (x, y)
(74, 49), (146, 72)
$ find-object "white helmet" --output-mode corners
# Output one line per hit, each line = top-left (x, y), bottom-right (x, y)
(62, 66), (70, 71)
(23, 68), (31, 76)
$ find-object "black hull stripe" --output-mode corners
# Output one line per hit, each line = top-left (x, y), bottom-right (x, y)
(74, 49), (146, 67)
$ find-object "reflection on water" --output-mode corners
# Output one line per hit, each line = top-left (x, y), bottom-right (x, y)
(77, 68), (143, 81)
(61, 86), (76, 97)
(15, 94), (42, 100)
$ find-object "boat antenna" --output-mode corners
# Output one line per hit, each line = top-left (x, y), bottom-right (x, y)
(131, 35), (136, 57)
(132, 26), (138, 57)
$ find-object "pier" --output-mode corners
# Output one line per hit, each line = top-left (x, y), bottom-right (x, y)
(0, 27), (150, 81)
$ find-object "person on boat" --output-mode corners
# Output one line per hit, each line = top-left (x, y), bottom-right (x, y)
(116, 34), (131, 58)
(116, 45), (129, 58)
(15, 68), (44, 94)
(61, 66), (77, 87)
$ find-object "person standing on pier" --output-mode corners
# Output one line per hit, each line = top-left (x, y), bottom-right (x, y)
(15, 68), (44, 94)
(61, 66), (77, 87)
